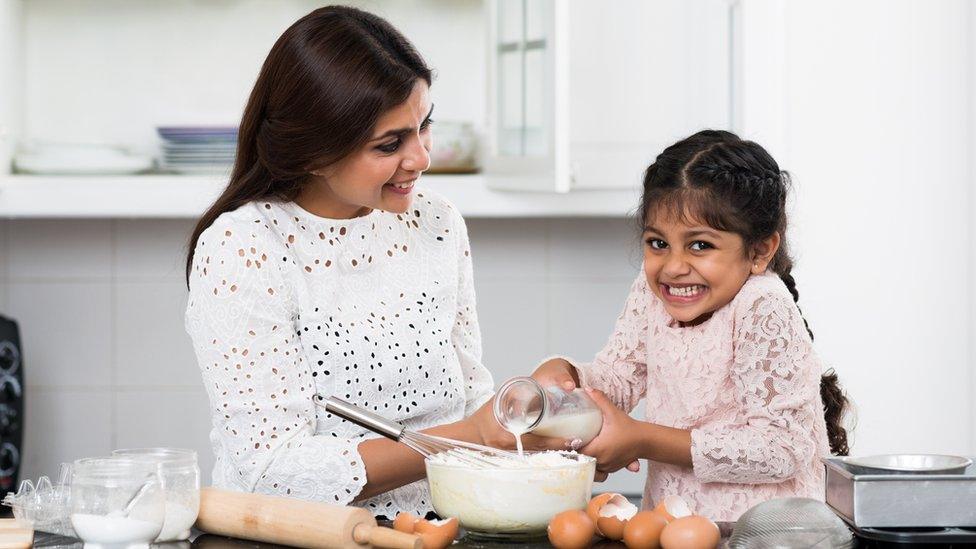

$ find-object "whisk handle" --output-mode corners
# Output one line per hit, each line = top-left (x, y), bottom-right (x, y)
(318, 396), (405, 440)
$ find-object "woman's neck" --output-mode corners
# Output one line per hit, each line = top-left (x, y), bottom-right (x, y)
(295, 186), (372, 220)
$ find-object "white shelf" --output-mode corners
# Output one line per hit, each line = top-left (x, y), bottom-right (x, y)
(0, 174), (639, 218)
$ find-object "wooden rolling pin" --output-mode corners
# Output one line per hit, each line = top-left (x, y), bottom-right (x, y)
(195, 487), (421, 549)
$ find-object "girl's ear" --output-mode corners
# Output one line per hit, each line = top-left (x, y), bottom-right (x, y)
(750, 232), (781, 274)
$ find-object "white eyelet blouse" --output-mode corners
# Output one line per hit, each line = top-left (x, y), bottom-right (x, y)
(184, 189), (494, 517)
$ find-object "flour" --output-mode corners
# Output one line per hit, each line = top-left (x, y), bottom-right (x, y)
(70, 512), (160, 546)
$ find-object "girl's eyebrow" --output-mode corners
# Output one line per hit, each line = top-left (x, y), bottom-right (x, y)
(369, 104), (435, 142)
(685, 229), (720, 239)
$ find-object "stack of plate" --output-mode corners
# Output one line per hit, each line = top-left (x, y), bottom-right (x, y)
(157, 126), (237, 175)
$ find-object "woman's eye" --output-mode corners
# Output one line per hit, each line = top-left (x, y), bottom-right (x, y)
(377, 139), (401, 154)
(420, 118), (434, 131)
(690, 241), (713, 251)
(646, 238), (668, 250)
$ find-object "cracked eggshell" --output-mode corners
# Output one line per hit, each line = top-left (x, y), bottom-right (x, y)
(596, 494), (639, 541)
(586, 493), (617, 535)
(652, 495), (693, 522)
(393, 512), (419, 534)
(414, 517), (459, 549)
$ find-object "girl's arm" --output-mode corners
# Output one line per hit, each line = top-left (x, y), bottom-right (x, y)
(532, 273), (651, 413)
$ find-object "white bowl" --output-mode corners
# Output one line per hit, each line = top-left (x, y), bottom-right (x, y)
(425, 451), (594, 540)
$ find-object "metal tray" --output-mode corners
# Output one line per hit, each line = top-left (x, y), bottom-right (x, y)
(824, 457), (976, 528)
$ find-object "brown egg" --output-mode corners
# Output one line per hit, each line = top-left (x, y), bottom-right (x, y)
(414, 517), (459, 549)
(392, 512), (418, 534)
(659, 516), (720, 549)
(596, 494), (639, 541)
(587, 493), (617, 535)
(548, 510), (597, 549)
(622, 511), (669, 549)
(652, 496), (692, 522)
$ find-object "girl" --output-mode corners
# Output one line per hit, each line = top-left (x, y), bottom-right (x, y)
(533, 130), (850, 521)
(185, 6), (557, 518)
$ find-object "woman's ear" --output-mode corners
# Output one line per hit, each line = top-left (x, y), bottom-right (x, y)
(750, 232), (781, 274)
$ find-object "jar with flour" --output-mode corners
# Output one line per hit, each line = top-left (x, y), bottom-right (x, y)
(493, 377), (603, 454)
(111, 448), (199, 542)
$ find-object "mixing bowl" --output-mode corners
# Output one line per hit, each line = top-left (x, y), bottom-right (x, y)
(425, 451), (594, 540)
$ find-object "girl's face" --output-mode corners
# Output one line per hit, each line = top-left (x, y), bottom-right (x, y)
(643, 211), (779, 326)
(299, 80), (433, 219)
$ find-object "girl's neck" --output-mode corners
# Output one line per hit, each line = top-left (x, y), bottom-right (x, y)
(295, 184), (372, 220)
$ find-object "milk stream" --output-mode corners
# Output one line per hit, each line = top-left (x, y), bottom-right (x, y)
(502, 410), (602, 457)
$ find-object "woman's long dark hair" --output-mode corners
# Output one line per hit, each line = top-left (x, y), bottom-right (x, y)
(639, 129), (851, 456)
(185, 5), (432, 282)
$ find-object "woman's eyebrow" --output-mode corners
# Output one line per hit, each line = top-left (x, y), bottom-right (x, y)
(369, 104), (435, 142)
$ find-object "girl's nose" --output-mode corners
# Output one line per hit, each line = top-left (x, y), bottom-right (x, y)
(402, 134), (431, 173)
(663, 253), (691, 277)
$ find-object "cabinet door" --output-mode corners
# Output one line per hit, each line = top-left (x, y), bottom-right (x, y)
(568, 0), (732, 190)
(485, 0), (571, 192)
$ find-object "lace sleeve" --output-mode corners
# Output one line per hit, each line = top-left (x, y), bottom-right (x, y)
(690, 290), (821, 484)
(561, 274), (649, 413)
(450, 210), (494, 415)
(185, 217), (368, 504)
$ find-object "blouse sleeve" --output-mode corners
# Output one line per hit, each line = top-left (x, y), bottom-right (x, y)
(185, 217), (368, 504)
(690, 289), (821, 484)
(449, 209), (494, 415)
(553, 273), (649, 413)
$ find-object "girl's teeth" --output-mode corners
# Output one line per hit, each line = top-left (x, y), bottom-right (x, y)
(668, 285), (705, 297)
(392, 182), (412, 189)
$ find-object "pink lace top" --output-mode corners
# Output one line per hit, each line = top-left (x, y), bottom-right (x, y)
(570, 272), (830, 522)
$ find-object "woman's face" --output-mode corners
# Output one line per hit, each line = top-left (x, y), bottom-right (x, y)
(301, 80), (433, 218)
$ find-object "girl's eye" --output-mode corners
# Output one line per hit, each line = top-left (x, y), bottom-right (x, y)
(376, 139), (401, 154)
(646, 238), (668, 250)
(690, 241), (713, 251)
(421, 118), (434, 131)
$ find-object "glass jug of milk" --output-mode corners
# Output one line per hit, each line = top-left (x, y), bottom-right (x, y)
(493, 377), (603, 455)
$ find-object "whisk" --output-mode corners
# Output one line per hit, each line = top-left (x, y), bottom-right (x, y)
(315, 395), (521, 468)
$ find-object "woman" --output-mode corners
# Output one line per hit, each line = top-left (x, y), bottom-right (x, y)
(184, 6), (559, 517)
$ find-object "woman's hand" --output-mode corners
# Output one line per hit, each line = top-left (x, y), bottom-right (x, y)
(580, 388), (646, 473)
(531, 358), (579, 391)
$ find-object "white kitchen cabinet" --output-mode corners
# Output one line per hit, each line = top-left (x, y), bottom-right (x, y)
(485, 0), (733, 192)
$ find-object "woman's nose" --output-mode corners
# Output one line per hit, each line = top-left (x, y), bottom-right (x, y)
(402, 134), (431, 173)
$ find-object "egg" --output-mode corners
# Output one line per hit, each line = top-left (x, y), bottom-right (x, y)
(652, 495), (693, 522)
(596, 494), (639, 541)
(414, 517), (459, 549)
(548, 509), (596, 549)
(587, 493), (617, 535)
(622, 510), (669, 549)
(392, 512), (419, 534)
(659, 516), (720, 549)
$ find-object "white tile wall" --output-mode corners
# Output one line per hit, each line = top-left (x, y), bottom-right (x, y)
(6, 282), (113, 387)
(0, 218), (650, 494)
(8, 220), (112, 280)
(114, 281), (198, 387)
(22, 388), (113, 481)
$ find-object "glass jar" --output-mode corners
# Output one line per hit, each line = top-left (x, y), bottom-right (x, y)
(493, 377), (603, 447)
(69, 457), (165, 548)
(111, 448), (200, 542)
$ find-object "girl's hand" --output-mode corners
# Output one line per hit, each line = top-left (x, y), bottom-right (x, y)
(580, 388), (645, 473)
(531, 358), (579, 392)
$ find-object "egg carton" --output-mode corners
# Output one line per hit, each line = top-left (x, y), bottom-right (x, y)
(1, 463), (75, 537)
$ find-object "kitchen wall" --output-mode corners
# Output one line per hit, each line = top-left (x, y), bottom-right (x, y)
(0, 215), (650, 494)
